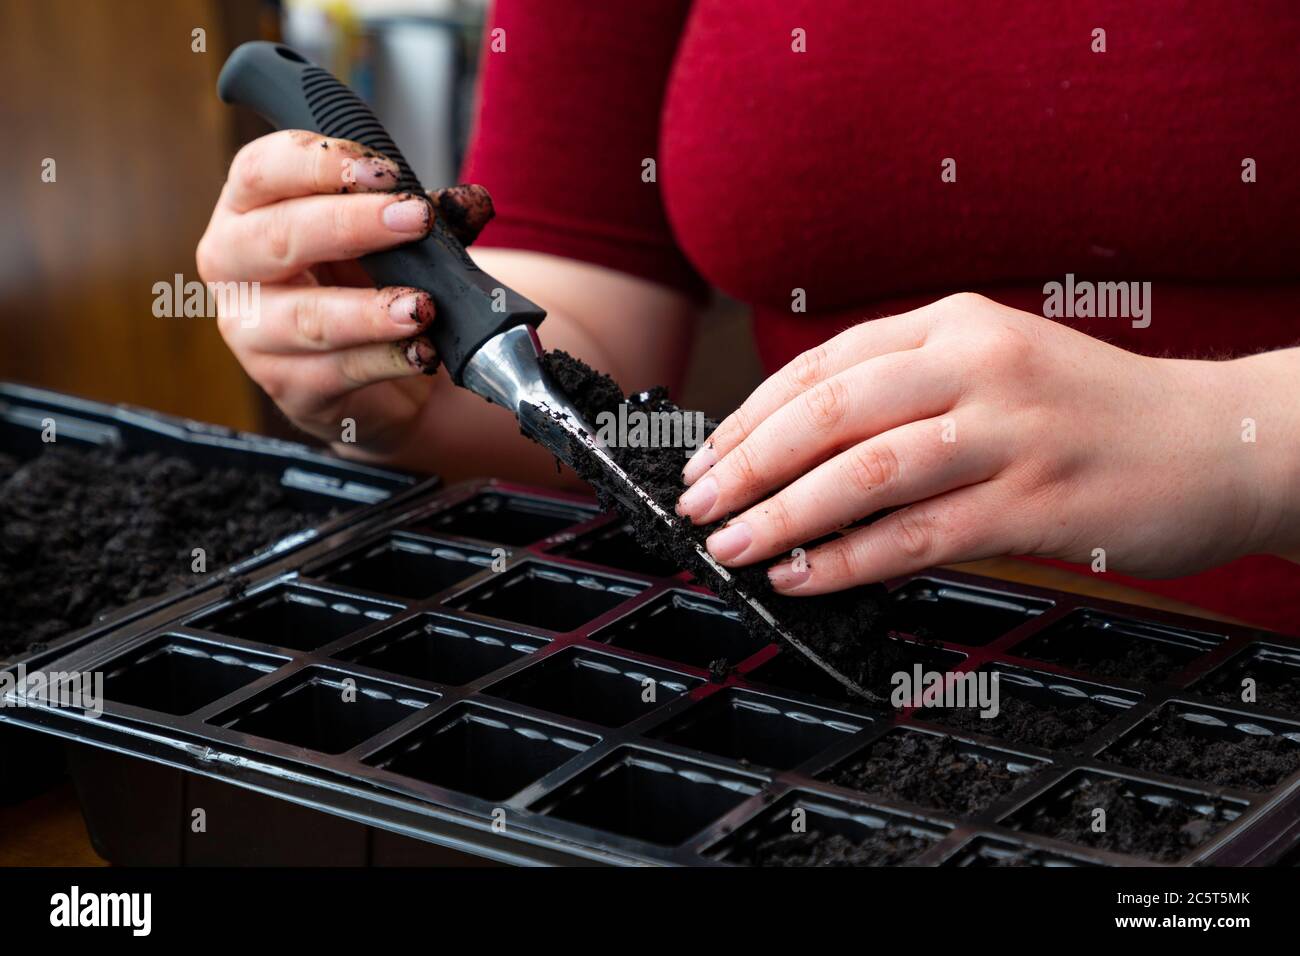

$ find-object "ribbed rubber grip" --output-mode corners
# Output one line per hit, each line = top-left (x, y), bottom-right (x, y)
(217, 42), (545, 383)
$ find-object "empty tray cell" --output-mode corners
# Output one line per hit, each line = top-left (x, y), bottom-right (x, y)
(945, 836), (1097, 867)
(746, 650), (858, 701)
(1002, 770), (1243, 863)
(449, 562), (642, 633)
(923, 664), (1138, 751)
(410, 492), (591, 546)
(749, 638), (968, 705)
(100, 636), (287, 716)
(194, 584), (398, 652)
(538, 748), (761, 847)
(485, 648), (700, 727)
(819, 728), (1045, 814)
(338, 614), (546, 687)
(595, 591), (768, 669)
(551, 522), (680, 578)
(1011, 610), (1222, 683)
(1099, 702), (1300, 793)
(366, 703), (596, 802)
(212, 667), (433, 755)
(314, 535), (491, 599)
(715, 791), (943, 866)
(1194, 642), (1300, 715)
(652, 690), (866, 770)
(889, 578), (1051, 647)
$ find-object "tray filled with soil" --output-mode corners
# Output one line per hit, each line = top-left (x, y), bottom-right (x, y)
(1008, 609), (1224, 684)
(1192, 642), (1300, 717)
(1001, 770), (1247, 864)
(709, 791), (948, 866)
(917, 664), (1141, 753)
(1098, 702), (1300, 794)
(815, 727), (1048, 816)
(0, 383), (423, 801)
(6, 467), (1300, 864)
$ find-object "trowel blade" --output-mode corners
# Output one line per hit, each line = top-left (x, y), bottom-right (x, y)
(517, 399), (882, 704)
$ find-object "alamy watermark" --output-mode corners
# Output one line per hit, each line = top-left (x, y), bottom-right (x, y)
(891, 665), (1000, 717)
(0, 665), (103, 717)
(153, 273), (261, 328)
(50, 886), (151, 936)
(594, 402), (708, 457)
(1042, 273), (1151, 329)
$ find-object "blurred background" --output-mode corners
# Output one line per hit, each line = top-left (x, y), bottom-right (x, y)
(0, 0), (758, 441)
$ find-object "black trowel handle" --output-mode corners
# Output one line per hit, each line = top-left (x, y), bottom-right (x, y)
(217, 41), (545, 384)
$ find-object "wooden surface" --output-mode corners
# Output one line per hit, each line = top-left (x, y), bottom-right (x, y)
(0, 560), (1243, 867)
(0, 783), (105, 867)
(0, 0), (262, 430)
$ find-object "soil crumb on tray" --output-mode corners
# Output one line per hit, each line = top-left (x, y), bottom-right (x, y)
(1017, 776), (1229, 862)
(930, 694), (1120, 750)
(732, 827), (934, 867)
(540, 351), (898, 695)
(825, 731), (1037, 814)
(1105, 710), (1300, 793)
(0, 447), (330, 659)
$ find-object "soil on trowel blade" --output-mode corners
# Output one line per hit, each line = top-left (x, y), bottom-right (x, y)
(732, 827), (934, 867)
(929, 693), (1120, 750)
(541, 352), (899, 697)
(0, 446), (330, 659)
(1018, 776), (1228, 862)
(1106, 709), (1300, 793)
(826, 730), (1035, 814)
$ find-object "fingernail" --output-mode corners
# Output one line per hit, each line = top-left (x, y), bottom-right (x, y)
(388, 291), (433, 329)
(682, 444), (717, 486)
(768, 560), (813, 593)
(675, 475), (717, 521)
(706, 522), (751, 562)
(342, 156), (399, 191)
(382, 197), (432, 234)
(402, 337), (438, 372)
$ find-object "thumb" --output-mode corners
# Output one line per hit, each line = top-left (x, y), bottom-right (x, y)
(427, 183), (495, 247)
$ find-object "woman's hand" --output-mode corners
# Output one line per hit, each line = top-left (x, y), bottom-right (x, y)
(677, 293), (1292, 595)
(196, 129), (492, 453)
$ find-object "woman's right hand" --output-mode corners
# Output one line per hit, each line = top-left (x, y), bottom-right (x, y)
(196, 129), (492, 453)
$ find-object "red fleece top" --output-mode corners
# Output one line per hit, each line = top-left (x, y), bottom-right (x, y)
(463, 0), (1300, 635)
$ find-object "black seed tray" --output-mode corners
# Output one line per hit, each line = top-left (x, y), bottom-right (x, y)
(5, 478), (1299, 866)
(0, 383), (426, 802)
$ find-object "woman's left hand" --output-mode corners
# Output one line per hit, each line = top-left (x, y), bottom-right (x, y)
(676, 293), (1284, 595)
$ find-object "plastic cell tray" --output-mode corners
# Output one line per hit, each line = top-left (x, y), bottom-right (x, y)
(0, 383), (425, 802)
(5, 478), (1300, 866)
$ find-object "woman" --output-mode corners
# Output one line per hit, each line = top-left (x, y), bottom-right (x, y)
(197, 1), (1300, 632)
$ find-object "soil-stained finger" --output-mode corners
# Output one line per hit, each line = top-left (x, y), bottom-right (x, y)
(223, 130), (401, 213)
(214, 191), (433, 282)
(227, 285), (434, 355)
(262, 338), (439, 418)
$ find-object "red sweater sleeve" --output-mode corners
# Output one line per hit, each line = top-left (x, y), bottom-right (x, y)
(461, 0), (708, 301)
